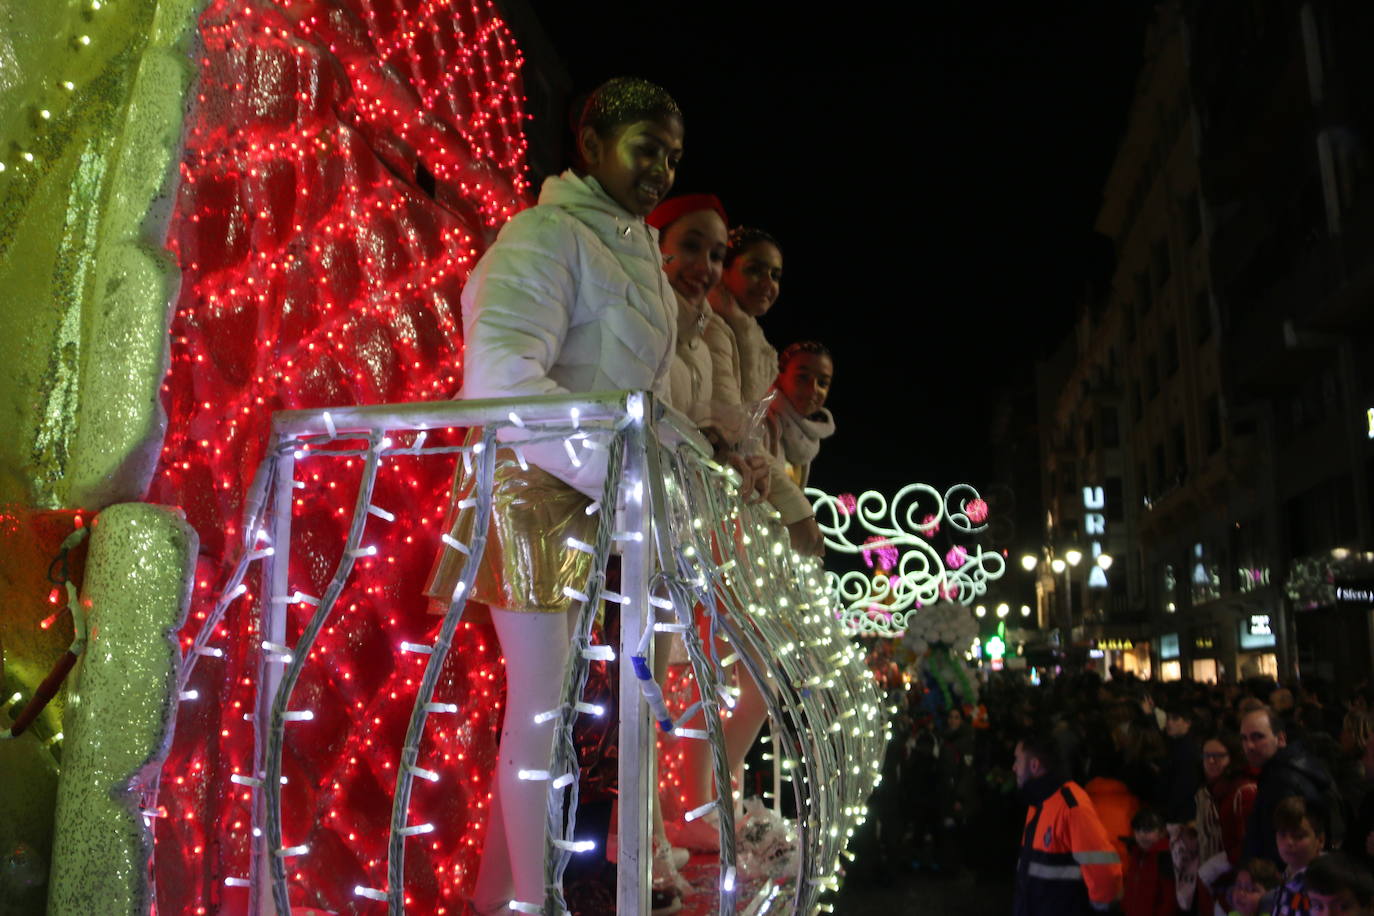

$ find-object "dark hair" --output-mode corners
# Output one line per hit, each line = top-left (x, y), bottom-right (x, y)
(1237, 857), (1282, 891)
(1242, 704), (1286, 738)
(1274, 794), (1328, 839)
(1131, 807), (1164, 832)
(778, 341), (832, 373)
(1306, 852), (1374, 904)
(578, 77), (682, 139)
(1165, 704), (1195, 722)
(1017, 734), (1061, 776)
(724, 226), (782, 268)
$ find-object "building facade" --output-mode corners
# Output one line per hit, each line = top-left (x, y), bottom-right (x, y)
(1034, 0), (1374, 685)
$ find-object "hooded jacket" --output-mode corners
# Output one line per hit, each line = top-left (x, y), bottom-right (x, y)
(459, 170), (676, 497)
(703, 288), (815, 524)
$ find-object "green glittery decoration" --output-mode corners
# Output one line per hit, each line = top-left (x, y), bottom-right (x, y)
(46, 503), (196, 915)
(0, 0), (203, 909)
(0, 0), (202, 509)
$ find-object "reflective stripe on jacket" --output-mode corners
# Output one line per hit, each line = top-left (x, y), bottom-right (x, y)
(1014, 780), (1124, 915)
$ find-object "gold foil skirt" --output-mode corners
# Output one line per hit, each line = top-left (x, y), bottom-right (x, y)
(425, 434), (596, 613)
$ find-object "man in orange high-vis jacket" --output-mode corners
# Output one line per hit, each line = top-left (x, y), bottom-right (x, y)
(1013, 736), (1124, 915)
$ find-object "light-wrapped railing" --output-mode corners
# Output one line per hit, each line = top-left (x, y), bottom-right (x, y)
(172, 390), (886, 915)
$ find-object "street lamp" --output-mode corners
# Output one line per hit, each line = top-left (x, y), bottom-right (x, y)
(996, 602), (1010, 618)
(1020, 554), (1039, 572)
(1096, 553), (1114, 570)
(1065, 548), (1083, 568)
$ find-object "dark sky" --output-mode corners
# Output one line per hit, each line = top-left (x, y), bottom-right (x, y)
(526, 1), (1154, 497)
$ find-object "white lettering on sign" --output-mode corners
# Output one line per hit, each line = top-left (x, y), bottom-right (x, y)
(1337, 586), (1374, 603)
(1249, 615), (1272, 635)
(1083, 486), (1108, 589)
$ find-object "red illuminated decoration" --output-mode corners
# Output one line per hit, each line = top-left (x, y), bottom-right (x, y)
(149, 0), (531, 910)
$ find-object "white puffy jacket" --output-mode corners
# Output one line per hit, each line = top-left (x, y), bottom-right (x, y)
(460, 171), (676, 497)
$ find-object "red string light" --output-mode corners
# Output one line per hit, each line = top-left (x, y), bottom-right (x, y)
(149, 0), (530, 910)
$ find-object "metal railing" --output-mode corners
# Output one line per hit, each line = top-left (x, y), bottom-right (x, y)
(174, 390), (887, 915)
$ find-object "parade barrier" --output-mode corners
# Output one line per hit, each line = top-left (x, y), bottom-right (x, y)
(166, 390), (886, 915)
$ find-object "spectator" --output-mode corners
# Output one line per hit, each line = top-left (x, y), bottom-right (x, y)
(1242, 707), (1338, 868)
(1227, 858), (1282, 916)
(1263, 796), (1329, 916)
(1305, 852), (1374, 916)
(1124, 807), (1179, 916)
(1197, 731), (1260, 915)
(1163, 705), (1204, 822)
(1344, 736), (1374, 873)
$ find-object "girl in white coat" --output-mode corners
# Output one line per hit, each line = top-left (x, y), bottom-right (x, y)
(425, 77), (683, 914)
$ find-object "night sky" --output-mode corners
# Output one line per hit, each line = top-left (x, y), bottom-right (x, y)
(527, 1), (1154, 497)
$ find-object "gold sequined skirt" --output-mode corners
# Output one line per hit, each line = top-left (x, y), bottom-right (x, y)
(424, 431), (597, 615)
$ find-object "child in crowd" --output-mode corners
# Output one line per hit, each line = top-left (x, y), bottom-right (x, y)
(1229, 858), (1282, 916)
(424, 76), (684, 915)
(1125, 807), (1180, 916)
(1265, 796), (1330, 916)
(1306, 852), (1374, 916)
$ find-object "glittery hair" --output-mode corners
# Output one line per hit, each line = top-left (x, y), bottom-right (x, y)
(724, 226), (782, 267)
(778, 341), (832, 372)
(578, 77), (682, 138)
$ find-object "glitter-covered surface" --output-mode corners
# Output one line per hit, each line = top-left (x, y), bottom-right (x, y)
(146, 1), (531, 910)
(0, 0), (200, 509)
(48, 503), (195, 915)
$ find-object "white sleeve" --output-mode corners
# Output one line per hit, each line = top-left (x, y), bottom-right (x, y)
(460, 209), (579, 402)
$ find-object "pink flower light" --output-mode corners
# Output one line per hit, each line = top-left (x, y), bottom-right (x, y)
(965, 498), (989, 523)
(945, 545), (968, 569)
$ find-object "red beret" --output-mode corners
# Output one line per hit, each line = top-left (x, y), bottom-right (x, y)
(647, 193), (728, 231)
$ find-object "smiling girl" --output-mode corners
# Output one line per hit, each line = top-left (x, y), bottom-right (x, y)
(425, 76), (684, 914)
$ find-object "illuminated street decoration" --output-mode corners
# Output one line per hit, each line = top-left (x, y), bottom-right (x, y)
(808, 484), (1007, 636)
(1083, 486), (1109, 588)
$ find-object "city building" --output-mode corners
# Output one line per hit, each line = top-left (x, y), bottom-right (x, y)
(1033, 0), (1374, 685)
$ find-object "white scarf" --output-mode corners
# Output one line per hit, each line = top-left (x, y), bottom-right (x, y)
(770, 393), (835, 471)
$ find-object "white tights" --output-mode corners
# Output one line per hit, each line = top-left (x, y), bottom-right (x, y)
(471, 607), (577, 914)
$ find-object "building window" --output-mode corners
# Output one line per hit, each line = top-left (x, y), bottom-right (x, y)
(1194, 287), (1212, 342)
(1190, 541), (1221, 605)
(1205, 394), (1222, 454)
(1172, 423), (1187, 478)
(1152, 238), (1172, 291)
(1104, 477), (1124, 522)
(1153, 443), (1166, 488)
(1182, 192), (1202, 244)
(1100, 407), (1120, 448)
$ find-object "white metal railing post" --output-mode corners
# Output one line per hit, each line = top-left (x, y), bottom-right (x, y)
(250, 443), (295, 916)
(616, 394), (653, 916)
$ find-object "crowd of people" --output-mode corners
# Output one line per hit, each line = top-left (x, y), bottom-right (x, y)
(851, 668), (1374, 915)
